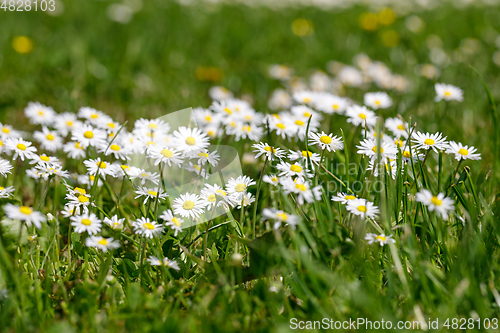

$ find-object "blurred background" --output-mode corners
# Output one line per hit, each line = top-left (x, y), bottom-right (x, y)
(0, 0), (500, 124)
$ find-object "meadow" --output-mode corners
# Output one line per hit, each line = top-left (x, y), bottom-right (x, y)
(1, 1), (500, 332)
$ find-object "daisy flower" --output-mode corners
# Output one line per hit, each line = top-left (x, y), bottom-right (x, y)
(147, 256), (180, 270)
(70, 212), (102, 235)
(401, 147), (424, 163)
(0, 159), (13, 177)
(364, 92), (392, 110)
(187, 149), (220, 166)
(225, 176), (256, 200)
(172, 126), (210, 153)
(0, 123), (21, 139)
(276, 161), (310, 179)
(293, 90), (317, 105)
(78, 107), (106, 125)
(200, 183), (236, 210)
(435, 83), (463, 102)
(54, 112), (82, 136)
(134, 187), (168, 204)
(356, 139), (397, 160)
(83, 158), (117, 179)
(33, 127), (63, 152)
(416, 189), (455, 219)
(263, 174), (279, 186)
(3, 204), (47, 229)
(97, 142), (131, 160)
(262, 208), (300, 229)
(345, 105), (377, 128)
(133, 170), (160, 186)
(132, 217), (165, 238)
(160, 209), (184, 236)
(315, 94), (349, 114)
(346, 198), (380, 219)
(280, 177), (322, 204)
(24, 102), (56, 126)
(5, 138), (37, 161)
(172, 193), (206, 219)
(29, 154), (61, 166)
(411, 131), (448, 152)
(385, 117), (409, 138)
(288, 150), (321, 170)
(366, 159), (398, 179)
(35, 162), (70, 180)
(252, 142), (286, 160)
(71, 124), (107, 148)
(86, 236), (120, 252)
(148, 145), (183, 167)
(0, 186), (14, 198)
(308, 132), (344, 152)
(63, 141), (86, 159)
(446, 141), (481, 161)
(104, 215), (125, 230)
(134, 118), (170, 135)
(365, 233), (396, 246)
(234, 192), (255, 209)
(331, 192), (357, 204)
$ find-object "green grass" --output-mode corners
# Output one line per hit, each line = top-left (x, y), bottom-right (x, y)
(1, 1), (500, 332)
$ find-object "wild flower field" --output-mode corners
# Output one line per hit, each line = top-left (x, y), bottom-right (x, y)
(1, 1), (500, 332)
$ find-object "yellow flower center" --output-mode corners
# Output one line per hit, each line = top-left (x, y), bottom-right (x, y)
(345, 195), (356, 200)
(444, 91), (451, 97)
(172, 217), (181, 227)
(98, 239), (108, 245)
(46, 134), (55, 141)
(97, 161), (107, 169)
(90, 114), (99, 119)
(143, 222), (155, 230)
(17, 143), (27, 151)
(295, 184), (307, 191)
(66, 121), (73, 126)
(2, 128), (10, 133)
(40, 155), (50, 162)
(224, 107), (232, 114)
(89, 175), (95, 181)
(185, 136), (196, 146)
(295, 120), (305, 126)
(108, 123), (116, 129)
(301, 150), (312, 157)
(75, 187), (86, 194)
(359, 113), (366, 119)
(20, 206), (32, 215)
(110, 144), (120, 151)
(395, 139), (404, 147)
(146, 141), (155, 146)
(75, 142), (82, 149)
(320, 135), (332, 144)
(276, 123), (285, 129)
(271, 177), (278, 182)
(458, 148), (468, 156)
(84, 131), (94, 139)
(374, 100), (381, 105)
(397, 124), (405, 130)
(148, 123), (157, 129)
(161, 149), (173, 158)
(78, 195), (89, 203)
(235, 183), (246, 192)
(81, 218), (92, 226)
(242, 125), (251, 132)
(183, 200), (195, 210)
(198, 152), (209, 158)
(147, 191), (158, 196)
(208, 194), (216, 202)
(375, 235), (386, 241)
(0, 187), (4, 190)
(332, 104), (339, 109)
(303, 112), (311, 117)
(424, 138), (435, 145)
(371, 146), (384, 154)
(290, 164), (303, 173)
(303, 97), (311, 103)
(277, 213), (288, 221)
(216, 189), (227, 196)
(264, 146), (276, 153)
(403, 151), (412, 158)
(357, 205), (367, 213)
(38, 110), (44, 116)
(431, 196), (442, 206)
(205, 116), (212, 122)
